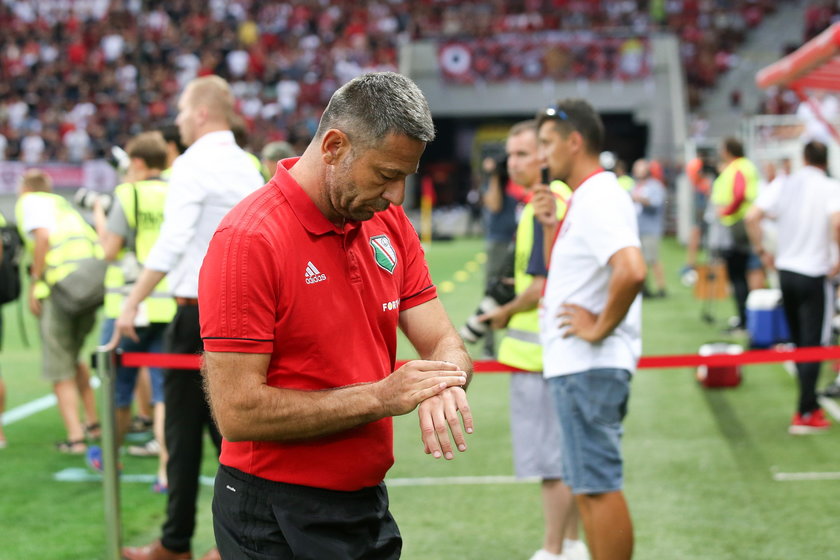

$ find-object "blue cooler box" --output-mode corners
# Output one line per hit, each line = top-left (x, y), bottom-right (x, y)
(746, 289), (791, 348)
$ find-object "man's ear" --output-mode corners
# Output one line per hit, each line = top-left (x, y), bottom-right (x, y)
(568, 130), (584, 155)
(320, 129), (351, 165)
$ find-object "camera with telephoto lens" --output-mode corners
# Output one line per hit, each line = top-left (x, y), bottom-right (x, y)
(459, 278), (516, 343)
(73, 188), (114, 214)
(459, 246), (516, 343)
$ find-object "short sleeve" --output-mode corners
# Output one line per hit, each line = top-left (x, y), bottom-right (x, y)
(396, 210), (437, 311)
(526, 216), (548, 276)
(199, 225), (278, 354)
(755, 177), (782, 217)
(106, 197), (132, 241)
(20, 196), (54, 235)
(583, 191), (640, 266)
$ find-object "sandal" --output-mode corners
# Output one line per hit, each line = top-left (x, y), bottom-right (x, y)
(56, 440), (87, 454)
(85, 423), (102, 441)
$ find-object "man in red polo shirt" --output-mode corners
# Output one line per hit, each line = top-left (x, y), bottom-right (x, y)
(199, 72), (473, 559)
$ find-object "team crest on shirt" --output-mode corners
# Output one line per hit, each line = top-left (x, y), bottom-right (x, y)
(370, 234), (397, 274)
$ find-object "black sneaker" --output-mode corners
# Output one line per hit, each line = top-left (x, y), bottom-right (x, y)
(129, 416), (153, 434)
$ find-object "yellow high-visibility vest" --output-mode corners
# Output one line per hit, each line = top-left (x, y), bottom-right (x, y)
(15, 192), (103, 299)
(103, 179), (175, 322)
(497, 181), (571, 372)
(711, 157), (759, 226)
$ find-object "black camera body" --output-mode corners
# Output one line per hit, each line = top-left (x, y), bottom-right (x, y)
(459, 244), (516, 343)
(459, 277), (516, 343)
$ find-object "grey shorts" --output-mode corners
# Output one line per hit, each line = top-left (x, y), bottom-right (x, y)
(509, 373), (565, 479)
(640, 234), (661, 265)
(39, 297), (96, 382)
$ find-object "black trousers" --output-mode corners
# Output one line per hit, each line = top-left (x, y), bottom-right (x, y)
(722, 248), (750, 328)
(160, 304), (222, 553)
(779, 270), (831, 414)
(213, 465), (402, 560)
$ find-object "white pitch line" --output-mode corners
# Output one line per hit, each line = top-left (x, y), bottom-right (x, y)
(3, 377), (100, 426)
(773, 471), (840, 482)
(818, 396), (840, 422)
(53, 468), (538, 489)
(386, 475), (538, 487)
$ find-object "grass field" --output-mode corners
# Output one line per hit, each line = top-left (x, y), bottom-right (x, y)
(2, 236), (839, 559)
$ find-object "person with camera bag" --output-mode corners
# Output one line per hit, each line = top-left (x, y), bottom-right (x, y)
(477, 120), (585, 560)
(15, 169), (101, 454)
(85, 131), (174, 492)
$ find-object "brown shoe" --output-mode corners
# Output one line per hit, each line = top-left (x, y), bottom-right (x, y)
(199, 548), (221, 560)
(121, 540), (192, 560)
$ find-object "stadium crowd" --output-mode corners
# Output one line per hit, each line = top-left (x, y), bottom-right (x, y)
(0, 0), (786, 164)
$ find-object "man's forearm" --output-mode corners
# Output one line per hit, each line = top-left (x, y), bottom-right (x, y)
(124, 267), (167, 308)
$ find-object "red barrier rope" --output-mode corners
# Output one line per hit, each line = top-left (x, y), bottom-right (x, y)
(119, 345), (840, 372)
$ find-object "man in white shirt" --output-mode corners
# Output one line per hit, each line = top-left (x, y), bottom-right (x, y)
(746, 141), (840, 434)
(532, 99), (646, 560)
(116, 75), (264, 560)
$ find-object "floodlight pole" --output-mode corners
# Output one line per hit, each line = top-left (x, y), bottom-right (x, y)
(95, 346), (122, 560)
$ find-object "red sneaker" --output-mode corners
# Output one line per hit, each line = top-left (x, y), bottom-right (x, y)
(789, 409), (831, 435)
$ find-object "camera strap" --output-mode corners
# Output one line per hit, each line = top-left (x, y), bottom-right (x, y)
(131, 182), (139, 253)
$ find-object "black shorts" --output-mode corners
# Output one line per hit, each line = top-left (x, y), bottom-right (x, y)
(213, 465), (402, 560)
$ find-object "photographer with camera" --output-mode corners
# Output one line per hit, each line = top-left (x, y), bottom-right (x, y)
(474, 149), (525, 357)
(476, 120), (585, 560)
(86, 131), (174, 492)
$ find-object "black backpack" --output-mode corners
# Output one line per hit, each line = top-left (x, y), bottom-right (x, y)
(0, 223), (23, 305)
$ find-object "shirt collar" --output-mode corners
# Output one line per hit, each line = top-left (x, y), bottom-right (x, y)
(272, 157), (357, 236)
(185, 130), (237, 153)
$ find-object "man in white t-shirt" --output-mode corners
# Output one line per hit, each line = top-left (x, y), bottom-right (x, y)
(531, 99), (646, 560)
(746, 141), (840, 434)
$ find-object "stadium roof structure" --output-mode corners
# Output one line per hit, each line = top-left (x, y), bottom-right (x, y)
(756, 22), (840, 92)
(756, 22), (840, 142)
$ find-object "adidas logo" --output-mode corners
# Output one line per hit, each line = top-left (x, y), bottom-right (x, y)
(304, 261), (327, 284)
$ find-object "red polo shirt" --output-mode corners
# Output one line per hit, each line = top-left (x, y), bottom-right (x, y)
(199, 158), (437, 491)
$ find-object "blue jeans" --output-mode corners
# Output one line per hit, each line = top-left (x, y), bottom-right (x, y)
(547, 368), (631, 494)
(99, 318), (166, 408)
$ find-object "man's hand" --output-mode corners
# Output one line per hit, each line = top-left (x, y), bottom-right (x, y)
(28, 285), (41, 317)
(376, 360), (467, 417)
(417, 386), (473, 460)
(477, 304), (513, 330)
(111, 303), (140, 346)
(532, 184), (558, 228)
(557, 303), (601, 342)
(758, 250), (775, 273)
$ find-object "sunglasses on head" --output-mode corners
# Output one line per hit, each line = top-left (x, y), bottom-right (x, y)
(543, 105), (569, 121)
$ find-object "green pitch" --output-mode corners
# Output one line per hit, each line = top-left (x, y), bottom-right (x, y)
(1, 237), (838, 559)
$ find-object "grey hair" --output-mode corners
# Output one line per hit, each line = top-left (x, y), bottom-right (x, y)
(315, 72), (435, 148)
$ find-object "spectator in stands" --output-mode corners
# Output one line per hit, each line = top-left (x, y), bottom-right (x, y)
(115, 75), (264, 560)
(631, 158), (668, 298)
(745, 140), (840, 434)
(15, 169), (100, 455)
(711, 137), (760, 332)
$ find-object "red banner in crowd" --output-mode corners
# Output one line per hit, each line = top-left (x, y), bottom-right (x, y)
(438, 33), (651, 85)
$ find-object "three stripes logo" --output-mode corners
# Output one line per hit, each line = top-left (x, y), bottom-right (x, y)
(304, 261), (327, 284)
(370, 235), (397, 274)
